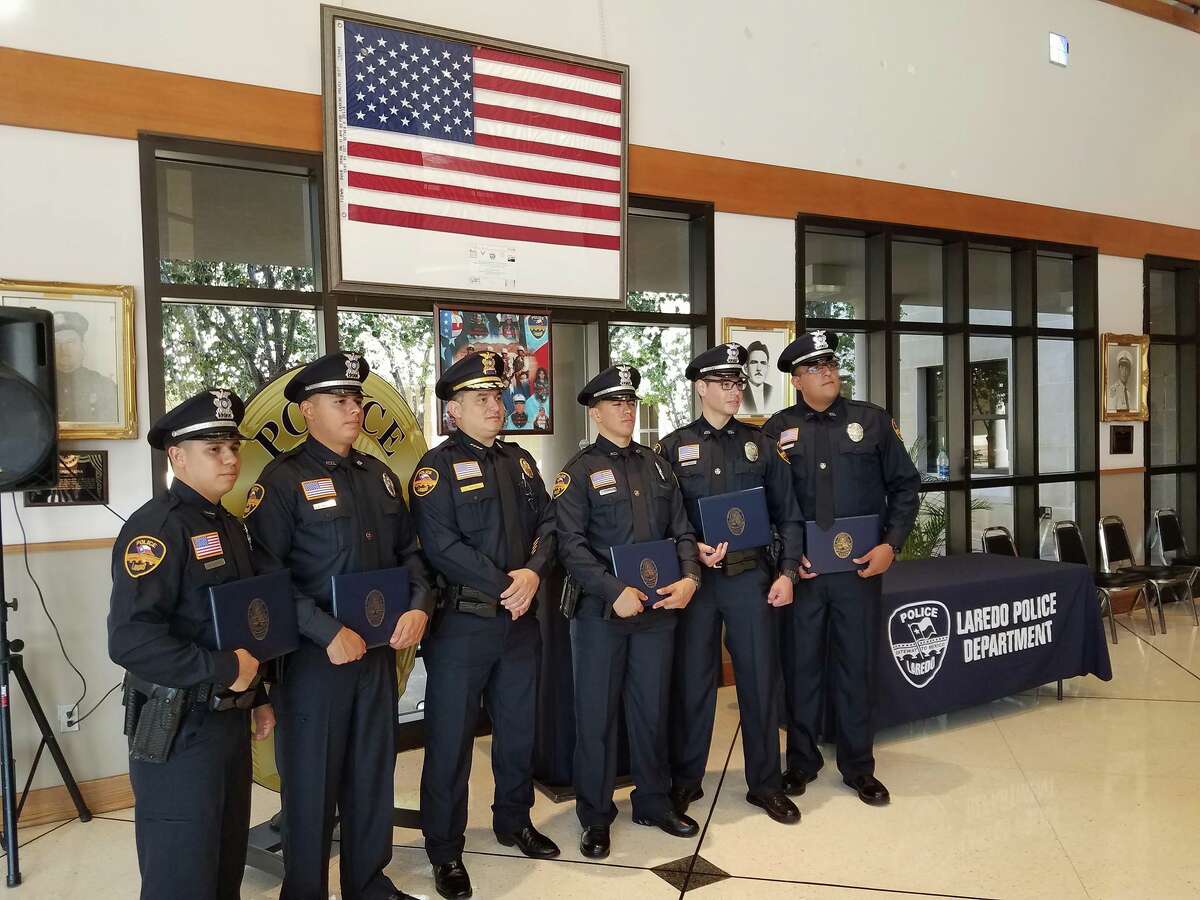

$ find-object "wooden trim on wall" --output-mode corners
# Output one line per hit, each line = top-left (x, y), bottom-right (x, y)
(1099, 0), (1200, 35)
(8, 773), (132, 827)
(1100, 466), (1147, 476)
(4, 47), (1200, 260)
(2, 537), (115, 555)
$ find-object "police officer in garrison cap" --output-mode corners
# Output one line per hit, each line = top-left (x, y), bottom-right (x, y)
(109, 388), (273, 900)
(554, 364), (703, 860)
(54, 310), (118, 422)
(411, 352), (559, 899)
(763, 331), (919, 807)
(657, 343), (804, 825)
(244, 350), (432, 900)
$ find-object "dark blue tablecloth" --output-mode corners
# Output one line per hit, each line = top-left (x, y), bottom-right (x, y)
(873, 554), (1112, 729)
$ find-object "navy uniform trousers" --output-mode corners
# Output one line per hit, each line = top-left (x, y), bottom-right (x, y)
(420, 609), (540, 865)
(670, 564), (782, 798)
(274, 641), (398, 900)
(571, 607), (676, 827)
(129, 705), (250, 900)
(783, 570), (881, 779)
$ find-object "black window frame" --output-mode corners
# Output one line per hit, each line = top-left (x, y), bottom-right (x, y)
(798, 213), (1100, 559)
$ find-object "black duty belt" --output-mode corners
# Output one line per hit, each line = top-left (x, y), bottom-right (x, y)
(719, 548), (764, 577)
(447, 584), (500, 618)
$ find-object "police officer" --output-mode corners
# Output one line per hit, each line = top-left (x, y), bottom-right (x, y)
(554, 364), (702, 859)
(244, 350), (432, 900)
(411, 352), (560, 899)
(763, 332), (919, 806)
(658, 343), (804, 825)
(108, 388), (273, 900)
(54, 310), (118, 422)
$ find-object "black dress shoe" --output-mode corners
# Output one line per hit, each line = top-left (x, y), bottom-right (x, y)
(496, 824), (561, 859)
(633, 809), (699, 838)
(781, 769), (818, 797)
(433, 859), (473, 899)
(746, 790), (801, 824)
(580, 825), (610, 859)
(670, 784), (704, 815)
(843, 773), (890, 805)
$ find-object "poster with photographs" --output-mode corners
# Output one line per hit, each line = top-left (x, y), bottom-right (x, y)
(722, 317), (796, 424)
(435, 305), (553, 435)
(0, 280), (137, 439)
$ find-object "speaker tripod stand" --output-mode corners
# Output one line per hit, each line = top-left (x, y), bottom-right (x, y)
(0, 516), (92, 887)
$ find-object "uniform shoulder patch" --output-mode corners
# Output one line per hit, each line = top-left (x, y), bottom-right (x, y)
(653, 441), (662, 455)
(412, 467), (440, 497)
(552, 471), (571, 499)
(124, 535), (167, 578)
(242, 483), (265, 517)
(892, 418), (903, 441)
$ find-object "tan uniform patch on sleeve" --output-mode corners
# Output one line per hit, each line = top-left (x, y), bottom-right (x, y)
(124, 535), (167, 578)
(552, 471), (571, 499)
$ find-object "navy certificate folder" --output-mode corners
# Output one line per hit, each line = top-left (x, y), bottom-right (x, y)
(697, 486), (771, 552)
(208, 570), (299, 661)
(330, 566), (411, 648)
(610, 539), (682, 605)
(804, 514), (882, 574)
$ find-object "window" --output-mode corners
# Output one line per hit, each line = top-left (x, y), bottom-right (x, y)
(337, 310), (435, 445)
(801, 214), (1098, 558)
(608, 323), (694, 445)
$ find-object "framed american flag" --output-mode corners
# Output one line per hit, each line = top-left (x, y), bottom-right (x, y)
(321, 6), (629, 307)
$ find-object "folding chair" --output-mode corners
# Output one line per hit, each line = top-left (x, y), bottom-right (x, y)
(1054, 520), (1149, 643)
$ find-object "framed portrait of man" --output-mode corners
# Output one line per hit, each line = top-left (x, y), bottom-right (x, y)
(434, 304), (553, 435)
(722, 317), (796, 424)
(0, 280), (137, 439)
(1100, 333), (1149, 422)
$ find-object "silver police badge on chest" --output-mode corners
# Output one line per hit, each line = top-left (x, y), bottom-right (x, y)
(847, 422), (864, 443)
(744, 441), (759, 462)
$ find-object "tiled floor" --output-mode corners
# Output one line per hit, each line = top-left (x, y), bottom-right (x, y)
(10, 602), (1200, 899)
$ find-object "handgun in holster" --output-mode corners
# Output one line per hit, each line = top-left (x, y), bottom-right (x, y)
(123, 674), (190, 765)
(559, 574), (581, 619)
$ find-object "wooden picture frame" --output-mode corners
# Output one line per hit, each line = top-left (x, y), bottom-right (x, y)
(1100, 332), (1149, 422)
(0, 279), (137, 439)
(721, 317), (796, 425)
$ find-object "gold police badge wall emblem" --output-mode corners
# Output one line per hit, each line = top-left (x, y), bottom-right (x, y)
(640, 558), (660, 590)
(365, 589), (387, 628)
(726, 506), (746, 536)
(247, 597), (271, 641)
(833, 531), (854, 559)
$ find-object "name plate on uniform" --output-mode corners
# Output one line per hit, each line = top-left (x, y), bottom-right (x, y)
(804, 515), (881, 574)
(330, 567), (410, 648)
(698, 486), (771, 552)
(610, 539), (681, 604)
(208, 570), (299, 661)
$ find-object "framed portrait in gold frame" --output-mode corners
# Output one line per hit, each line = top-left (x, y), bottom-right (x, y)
(721, 317), (796, 425)
(1100, 332), (1149, 423)
(0, 280), (138, 439)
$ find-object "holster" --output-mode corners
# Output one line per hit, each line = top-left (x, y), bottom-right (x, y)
(448, 584), (499, 618)
(720, 548), (764, 577)
(559, 575), (581, 619)
(124, 674), (190, 765)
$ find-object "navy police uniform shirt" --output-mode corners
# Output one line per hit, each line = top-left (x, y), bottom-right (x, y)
(409, 429), (556, 598)
(657, 416), (804, 572)
(762, 396), (921, 551)
(107, 480), (254, 690)
(244, 436), (433, 647)
(554, 435), (701, 615)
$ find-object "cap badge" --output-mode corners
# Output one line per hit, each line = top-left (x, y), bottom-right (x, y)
(811, 330), (828, 351)
(344, 352), (362, 380)
(617, 365), (633, 387)
(479, 351), (498, 375)
(210, 389), (234, 420)
(726, 343), (740, 364)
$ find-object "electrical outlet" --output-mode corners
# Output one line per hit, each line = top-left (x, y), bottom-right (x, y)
(57, 704), (78, 733)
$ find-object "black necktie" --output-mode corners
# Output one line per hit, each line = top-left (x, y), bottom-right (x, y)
(624, 449), (654, 542)
(492, 448), (527, 571)
(218, 509), (255, 578)
(814, 417), (835, 530)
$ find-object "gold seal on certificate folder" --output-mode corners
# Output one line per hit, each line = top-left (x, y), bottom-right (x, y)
(247, 597), (271, 642)
(640, 558), (660, 589)
(833, 532), (854, 559)
(365, 589), (387, 628)
(726, 506), (746, 536)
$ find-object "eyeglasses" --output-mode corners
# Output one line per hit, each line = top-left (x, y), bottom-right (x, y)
(702, 378), (748, 391)
(800, 361), (839, 376)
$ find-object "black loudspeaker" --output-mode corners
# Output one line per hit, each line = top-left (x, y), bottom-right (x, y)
(0, 308), (58, 492)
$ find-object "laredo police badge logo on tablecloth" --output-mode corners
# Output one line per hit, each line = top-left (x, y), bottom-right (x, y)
(640, 558), (659, 590)
(833, 532), (854, 559)
(888, 600), (951, 689)
(247, 597), (271, 642)
(726, 506), (746, 536)
(365, 589), (387, 629)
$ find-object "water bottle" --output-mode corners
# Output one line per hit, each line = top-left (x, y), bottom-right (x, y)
(936, 444), (950, 480)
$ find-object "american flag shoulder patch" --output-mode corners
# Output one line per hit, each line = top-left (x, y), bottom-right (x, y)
(677, 444), (700, 463)
(779, 427), (799, 447)
(301, 478), (337, 501)
(191, 532), (223, 561)
(589, 469), (617, 490)
(453, 460), (484, 481)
